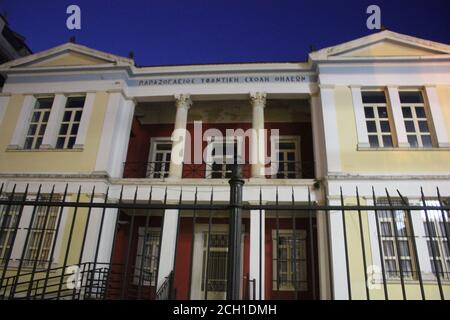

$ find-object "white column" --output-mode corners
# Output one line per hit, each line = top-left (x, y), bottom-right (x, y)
(250, 92), (266, 178)
(310, 92), (325, 179)
(316, 210), (332, 299)
(387, 86), (409, 147)
(40, 94), (67, 149)
(328, 198), (350, 300)
(9, 94), (36, 149)
(0, 94), (10, 126)
(109, 98), (135, 177)
(425, 85), (450, 148)
(168, 94), (192, 179)
(319, 85), (341, 173)
(350, 86), (370, 148)
(74, 92), (96, 149)
(94, 92), (124, 175)
(94, 92), (135, 178)
(95, 208), (120, 264)
(79, 197), (111, 263)
(157, 209), (179, 289)
(249, 209), (265, 300)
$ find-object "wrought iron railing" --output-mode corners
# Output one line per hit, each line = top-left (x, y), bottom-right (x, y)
(123, 161), (314, 179)
(123, 161), (170, 179)
(0, 262), (112, 300)
(0, 181), (449, 300)
(156, 271), (174, 300)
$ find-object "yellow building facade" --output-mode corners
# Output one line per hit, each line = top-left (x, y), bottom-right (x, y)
(0, 30), (449, 300)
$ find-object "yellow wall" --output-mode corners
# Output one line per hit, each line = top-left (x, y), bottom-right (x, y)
(0, 92), (109, 173)
(334, 85), (450, 173)
(1, 194), (105, 298)
(32, 52), (110, 67)
(342, 40), (440, 57)
(343, 197), (450, 300)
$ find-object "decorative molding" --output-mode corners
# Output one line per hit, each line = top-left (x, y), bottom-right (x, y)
(174, 93), (192, 109)
(357, 146), (450, 151)
(249, 92), (267, 107)
(326, 173), (450, 180)
(318, 84), (335, 90)
(386, 85), (399, 89)
(357, 142), (371, 148)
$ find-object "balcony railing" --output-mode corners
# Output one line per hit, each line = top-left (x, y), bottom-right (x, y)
(123, 161), (170, 179)
(123, 161), (314, 179)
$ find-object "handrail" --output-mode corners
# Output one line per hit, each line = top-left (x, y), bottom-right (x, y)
(155, 271), (174, 300)
(123, 160), (315, 179)
(0, 262), (117, 300)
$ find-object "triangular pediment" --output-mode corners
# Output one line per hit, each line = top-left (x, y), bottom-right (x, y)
(310, 30), (450, 61)
(338, 39), (444, 57)
(0, 42), (133, 70)
(25, 51), (113, 67)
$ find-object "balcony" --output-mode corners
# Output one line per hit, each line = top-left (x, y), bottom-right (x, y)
(123, 160), (315, 179)
(122, 98), (316, 180)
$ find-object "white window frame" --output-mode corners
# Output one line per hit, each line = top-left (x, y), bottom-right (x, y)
(0, 195), (22, 263)
(375, 199), (415, 279)
(205, 136), (244, 179)
(361, 90), (395, 148)
(55, 95), (85, 149)
(272, 229), (308, 291)
(200, 230), (229, 293)
(4, 192), (68, 269)
(270, 136), (301, 179)
(133, 227), (160, 287)
(22, 194), (62, 267)
(367, 197), (448, 284)
(415, 199), (450, 280)
(148, 137), (172, 178)
(23, 96), (54, 150)
(400, 90), (435, 148)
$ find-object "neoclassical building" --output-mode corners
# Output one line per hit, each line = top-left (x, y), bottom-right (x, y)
(0, 30), (449, 300)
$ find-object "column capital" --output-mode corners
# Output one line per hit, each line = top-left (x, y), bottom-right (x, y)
(249, 92), (267, 107)
(174, 93), (192, 109)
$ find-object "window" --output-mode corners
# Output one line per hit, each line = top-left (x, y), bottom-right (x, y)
(133, 228), (160, 286)
(421, 200), (450, 279)
(377, 199), (416, 279)
(0, 195), (23, 264)
(362, 91), (394, 148)
(400, 91), (433, 148)
(273, 137), (300, 178)
(149, 139), (172, 178)
(206, 137), (241, 179)
(24, 97), (53, 149)
(272, 230), (307, 291)
(201, 232), (228, 292)
(24, 194), (61, 266)
(56, 96), (85, 149)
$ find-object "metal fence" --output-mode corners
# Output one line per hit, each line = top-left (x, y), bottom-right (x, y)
(0, 176), (449, 300)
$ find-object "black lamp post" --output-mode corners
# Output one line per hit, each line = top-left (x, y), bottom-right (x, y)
(227, 162), (244, 300)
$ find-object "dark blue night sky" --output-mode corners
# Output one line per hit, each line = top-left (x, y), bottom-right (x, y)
(1, 0), (449, 66)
